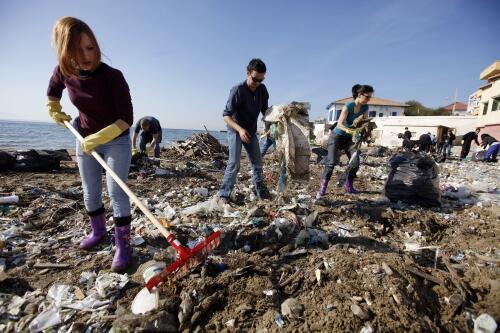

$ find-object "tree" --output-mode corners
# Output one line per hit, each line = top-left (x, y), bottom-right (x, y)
(404, 101), (452, 116)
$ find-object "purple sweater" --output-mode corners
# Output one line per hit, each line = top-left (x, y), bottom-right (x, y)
(47, 63), (133, 138)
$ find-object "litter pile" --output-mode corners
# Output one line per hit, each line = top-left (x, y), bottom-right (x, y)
(0, 146), (498, 332)
(163, 132), (228, 159)
(0, 150), (71, 172)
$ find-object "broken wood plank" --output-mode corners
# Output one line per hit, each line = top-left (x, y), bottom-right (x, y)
(34, 262), (70, 269)
(405, 265), (443, 285)
(279, 270), (303, 288)
(475, 253), (500, 263)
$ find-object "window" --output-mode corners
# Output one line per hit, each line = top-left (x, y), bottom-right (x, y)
(483, 102), (489, 115)
(335, 109), (342, 121)
(328, 110), (334, 122)
(379, 112), (383, 117)
(492, 98), (500, 112)
(391, 112), (397, 116)
(369, 111), (376, 118)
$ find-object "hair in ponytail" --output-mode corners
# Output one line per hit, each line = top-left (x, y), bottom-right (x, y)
(352, 84), (374, 99)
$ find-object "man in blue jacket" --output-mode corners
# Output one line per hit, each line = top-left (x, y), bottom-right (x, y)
(218, 59), (271, 203)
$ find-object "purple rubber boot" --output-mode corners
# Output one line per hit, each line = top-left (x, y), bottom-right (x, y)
(79, 214), (107, 250)
(316, 179), (329, 199)
(343, 178), (357, 194)
(111, 224), (132, 272)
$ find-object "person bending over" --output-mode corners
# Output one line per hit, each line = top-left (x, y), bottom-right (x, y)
(316, 84), (373, 198)
(132, 116), (162, 158)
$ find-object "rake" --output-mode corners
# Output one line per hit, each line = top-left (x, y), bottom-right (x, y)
(64, 121), (221, 290)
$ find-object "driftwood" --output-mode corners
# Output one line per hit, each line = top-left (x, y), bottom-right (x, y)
(405, 265), (444, 285)
(164, 133), (228, 159)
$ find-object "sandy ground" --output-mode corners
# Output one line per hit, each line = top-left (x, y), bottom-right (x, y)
(0, 148), (498, 332)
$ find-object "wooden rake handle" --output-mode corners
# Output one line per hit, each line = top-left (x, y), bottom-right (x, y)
(64, 121), (178, 244)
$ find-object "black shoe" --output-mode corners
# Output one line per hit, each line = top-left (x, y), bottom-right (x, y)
(255, 182), (271, 200)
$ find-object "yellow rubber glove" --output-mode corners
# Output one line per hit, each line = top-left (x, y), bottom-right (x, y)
(46, 100), (71, 126)
(132, 148), (138, 156)
(344, 128), (356, 136)
(81, 123), (122, 154)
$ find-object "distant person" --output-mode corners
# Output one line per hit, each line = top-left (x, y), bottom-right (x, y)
(46, 17), (133, 272)
(460, 128), (480, 160)
(316, 84), (373, 198)
(419, 132), (432, 153)
(480, 134), (499, 162)
(444, 129), (456, 157)
(437, 131), (448, 154)
(431, 134), (437, 151)
(403, 127), (412, 140)
(402, 127), (412, 148)
(260, 120), (277, 157)
(132, 117), (162, 158)
(218, 58), (271, 203)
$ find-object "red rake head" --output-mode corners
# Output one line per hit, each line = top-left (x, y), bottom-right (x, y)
(146, 230), (221, 291)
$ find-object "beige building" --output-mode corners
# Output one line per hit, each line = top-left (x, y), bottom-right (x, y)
(468, 60), (500, 138)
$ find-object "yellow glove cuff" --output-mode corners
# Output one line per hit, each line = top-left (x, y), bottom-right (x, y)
(46, 100), (62, 113)
(82, 123), (123, 153)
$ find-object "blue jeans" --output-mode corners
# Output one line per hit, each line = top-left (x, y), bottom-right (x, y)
(76, 134), (132, 217)
(444, 143), (452, 156)
(485, 142), (499, 161)
(260, 136), (276, 156)
(219, 129), (264, 198)
(139, 131), (162, 158)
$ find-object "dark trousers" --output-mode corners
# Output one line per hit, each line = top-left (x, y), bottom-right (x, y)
(460, 140), (472, 159)
(321, 133), (357, 182)
(485, 143), (499, 161)
(138, 131), (162, 158)
(419, 143), (431, 153)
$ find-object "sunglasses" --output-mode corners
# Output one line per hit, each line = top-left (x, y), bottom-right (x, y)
(251, 76), (264, 83)
(362, 93), (372, 99)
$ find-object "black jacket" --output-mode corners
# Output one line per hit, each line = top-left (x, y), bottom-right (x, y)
(462, 131), (479, 145)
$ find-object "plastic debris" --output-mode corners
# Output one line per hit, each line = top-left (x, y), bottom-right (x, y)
(131, 287), (160, 315)
(28, 306), (61, 333)
(94, 272), (129, 298)
(274, 312), (285, 329)
(0, 195), (19, 204)
(450, 252), (465, 263)
(474, 313), (497, 333)
(263, 289), (277, 296)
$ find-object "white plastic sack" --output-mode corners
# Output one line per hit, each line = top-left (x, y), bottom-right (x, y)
(264, 102), (311, 177)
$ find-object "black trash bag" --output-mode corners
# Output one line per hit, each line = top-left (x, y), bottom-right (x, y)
(0, 151), (16, 171)
(130, 152), (154, 170)
(384, 151), (441, 207)
(471, 151), (486, 162)
(12, 149), (70, 172)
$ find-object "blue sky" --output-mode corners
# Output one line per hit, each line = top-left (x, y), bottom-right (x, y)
(0, 0), (499, 130)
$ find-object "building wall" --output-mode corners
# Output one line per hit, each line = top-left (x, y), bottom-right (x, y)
(372, 116), (478, 147)
(478, 77), (500, 138)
